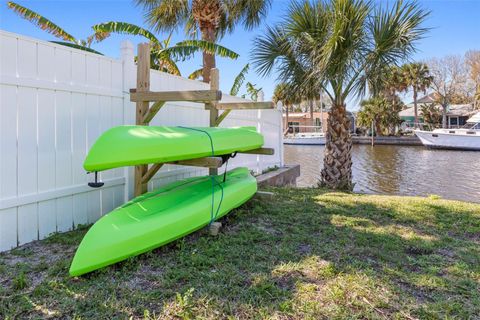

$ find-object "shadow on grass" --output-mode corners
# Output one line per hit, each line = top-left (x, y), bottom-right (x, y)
(1, 188), (479, 319)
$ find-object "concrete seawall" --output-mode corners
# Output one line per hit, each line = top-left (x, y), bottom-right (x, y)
(352, 136), (422, 146)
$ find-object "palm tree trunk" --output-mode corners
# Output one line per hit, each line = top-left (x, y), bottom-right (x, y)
(201, 25), (216, 83)
(321, 103), (353, 190)
(375, 119), (383, 137)
(413, 88), (418, 129)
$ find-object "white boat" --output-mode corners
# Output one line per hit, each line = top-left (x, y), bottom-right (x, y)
(283, 125), (326, 145)
(414, 112), (480, 150)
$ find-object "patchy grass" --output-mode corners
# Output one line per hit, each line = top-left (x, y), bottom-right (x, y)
(1, 188), (479, 319)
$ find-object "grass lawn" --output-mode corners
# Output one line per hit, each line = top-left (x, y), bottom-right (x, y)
(1, 188), (479, 319)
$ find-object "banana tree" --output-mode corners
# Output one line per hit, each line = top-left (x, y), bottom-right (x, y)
(93, 22), (239, 76)
(7, 1), (102, 54)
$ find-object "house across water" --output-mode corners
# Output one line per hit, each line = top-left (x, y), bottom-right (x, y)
(283, 111), (356, 133)
(399, 93), (477, 129)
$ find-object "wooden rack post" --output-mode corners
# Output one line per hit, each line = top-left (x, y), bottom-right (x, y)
(131, 43), (276, 197)
(208, 68), (220, 176)
(134, 43), (151, 196)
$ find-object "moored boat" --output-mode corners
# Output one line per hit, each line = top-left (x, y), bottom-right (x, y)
(414, 112), (480, 150)
(283, 125), (326, 145)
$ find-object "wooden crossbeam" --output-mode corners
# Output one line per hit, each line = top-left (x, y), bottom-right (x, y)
(214, 101), (274, 110)
(143, 101), (165, 125)
(130, 89), (222, 102)
(142, 163), (164, 184)
(238, 148), (275, 155)
(168, 157), (223, 168)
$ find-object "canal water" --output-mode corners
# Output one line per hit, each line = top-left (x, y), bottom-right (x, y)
(284, 144), (480, 203)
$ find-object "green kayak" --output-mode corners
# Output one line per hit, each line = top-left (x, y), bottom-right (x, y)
(69, 167), (256, 276)
(84, 126), (263, 171)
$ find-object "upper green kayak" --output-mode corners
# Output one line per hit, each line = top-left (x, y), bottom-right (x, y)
(84, 126), (263, 171)
(69, 167), (257, 276)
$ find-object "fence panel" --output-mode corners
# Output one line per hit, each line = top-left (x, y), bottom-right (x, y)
(0, 31), (283, 251)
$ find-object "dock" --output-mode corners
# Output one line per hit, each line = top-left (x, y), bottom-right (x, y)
(352, 136), (422, 146)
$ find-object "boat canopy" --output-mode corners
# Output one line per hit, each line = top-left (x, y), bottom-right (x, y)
(467, 112), (480, 123)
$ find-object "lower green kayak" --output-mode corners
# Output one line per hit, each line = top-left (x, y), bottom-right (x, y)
(69, 167), (257, 276)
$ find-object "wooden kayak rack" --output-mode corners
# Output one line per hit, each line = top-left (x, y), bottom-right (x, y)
(131, 43), (275, 196)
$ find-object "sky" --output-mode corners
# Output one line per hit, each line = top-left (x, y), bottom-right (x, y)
(1, 0), (479, 110)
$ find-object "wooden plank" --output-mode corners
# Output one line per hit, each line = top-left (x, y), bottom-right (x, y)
(130, 89), (222, 102)
(214, 110), (231, 127)
(142, 163), (164, 184)
(238, 148), (275, 155)
(209, 68), (220, 175)
(215, 101), (274, 110)
(143, 101), (165, 125)
(134, 43), (151, 197)
(168, 157), (223, 168)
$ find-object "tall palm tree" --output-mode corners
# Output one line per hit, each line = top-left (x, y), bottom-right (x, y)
(93, 22), (238, 75)
(400, 63), (433, 128)
(7, 1), (102, 54)
(135, 0), (271, 83)
(253, 0), (429, 190)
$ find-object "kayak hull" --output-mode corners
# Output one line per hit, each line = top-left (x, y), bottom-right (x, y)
(84, 126), (264, 171)
(69, 167), (256, 276)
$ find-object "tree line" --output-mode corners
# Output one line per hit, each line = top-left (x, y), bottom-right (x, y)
(356, 51), (480, 135)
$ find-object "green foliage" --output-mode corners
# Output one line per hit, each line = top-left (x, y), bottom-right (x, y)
(12, 272), (28, 291)
(400, 62), (433, 95)
(421, 103), (442, 127)
(92, 21), (160, 44)
(7, 1), (101, 54)
(92, 21), (238, 75)
(166, 40), (239, 60)
(243, 82), (262, 101)
(357, 94), (404, 135)
(135, 0), (272, 39)
(252, 0), (429, 106)
(1, 189), (479, 318)
(7, 1), (77, 42)
(230, 64), (250, 96)
(188, 68), (203, 80)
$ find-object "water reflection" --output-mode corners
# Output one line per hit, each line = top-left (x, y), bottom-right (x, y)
(284, 144), (480, 203)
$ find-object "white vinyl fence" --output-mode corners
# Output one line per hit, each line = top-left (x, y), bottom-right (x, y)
(0, 30), (283, 252)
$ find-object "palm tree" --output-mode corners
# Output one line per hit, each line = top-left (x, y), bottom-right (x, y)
(135, 0), (271, 83)
(93, 22), (239, 75)
(273, 83), (300, 134)
(7, 1), (102, 54)
(400, 63), (433, 128)
(253, 0), (429, 190)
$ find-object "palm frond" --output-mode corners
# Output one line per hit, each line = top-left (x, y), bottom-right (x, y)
(159, 40), (238, 62)
(50, 41), (103, 55)
(7, 1), (77, 42)
(188, 68), (203, 80)
(150, 51), (181, 75)
(230, 64), (250, 96)
(135, 0), (190, 33)
(92, 21), (160, 44)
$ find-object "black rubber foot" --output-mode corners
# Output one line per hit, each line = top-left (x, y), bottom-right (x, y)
(88, 182), (104, 188)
